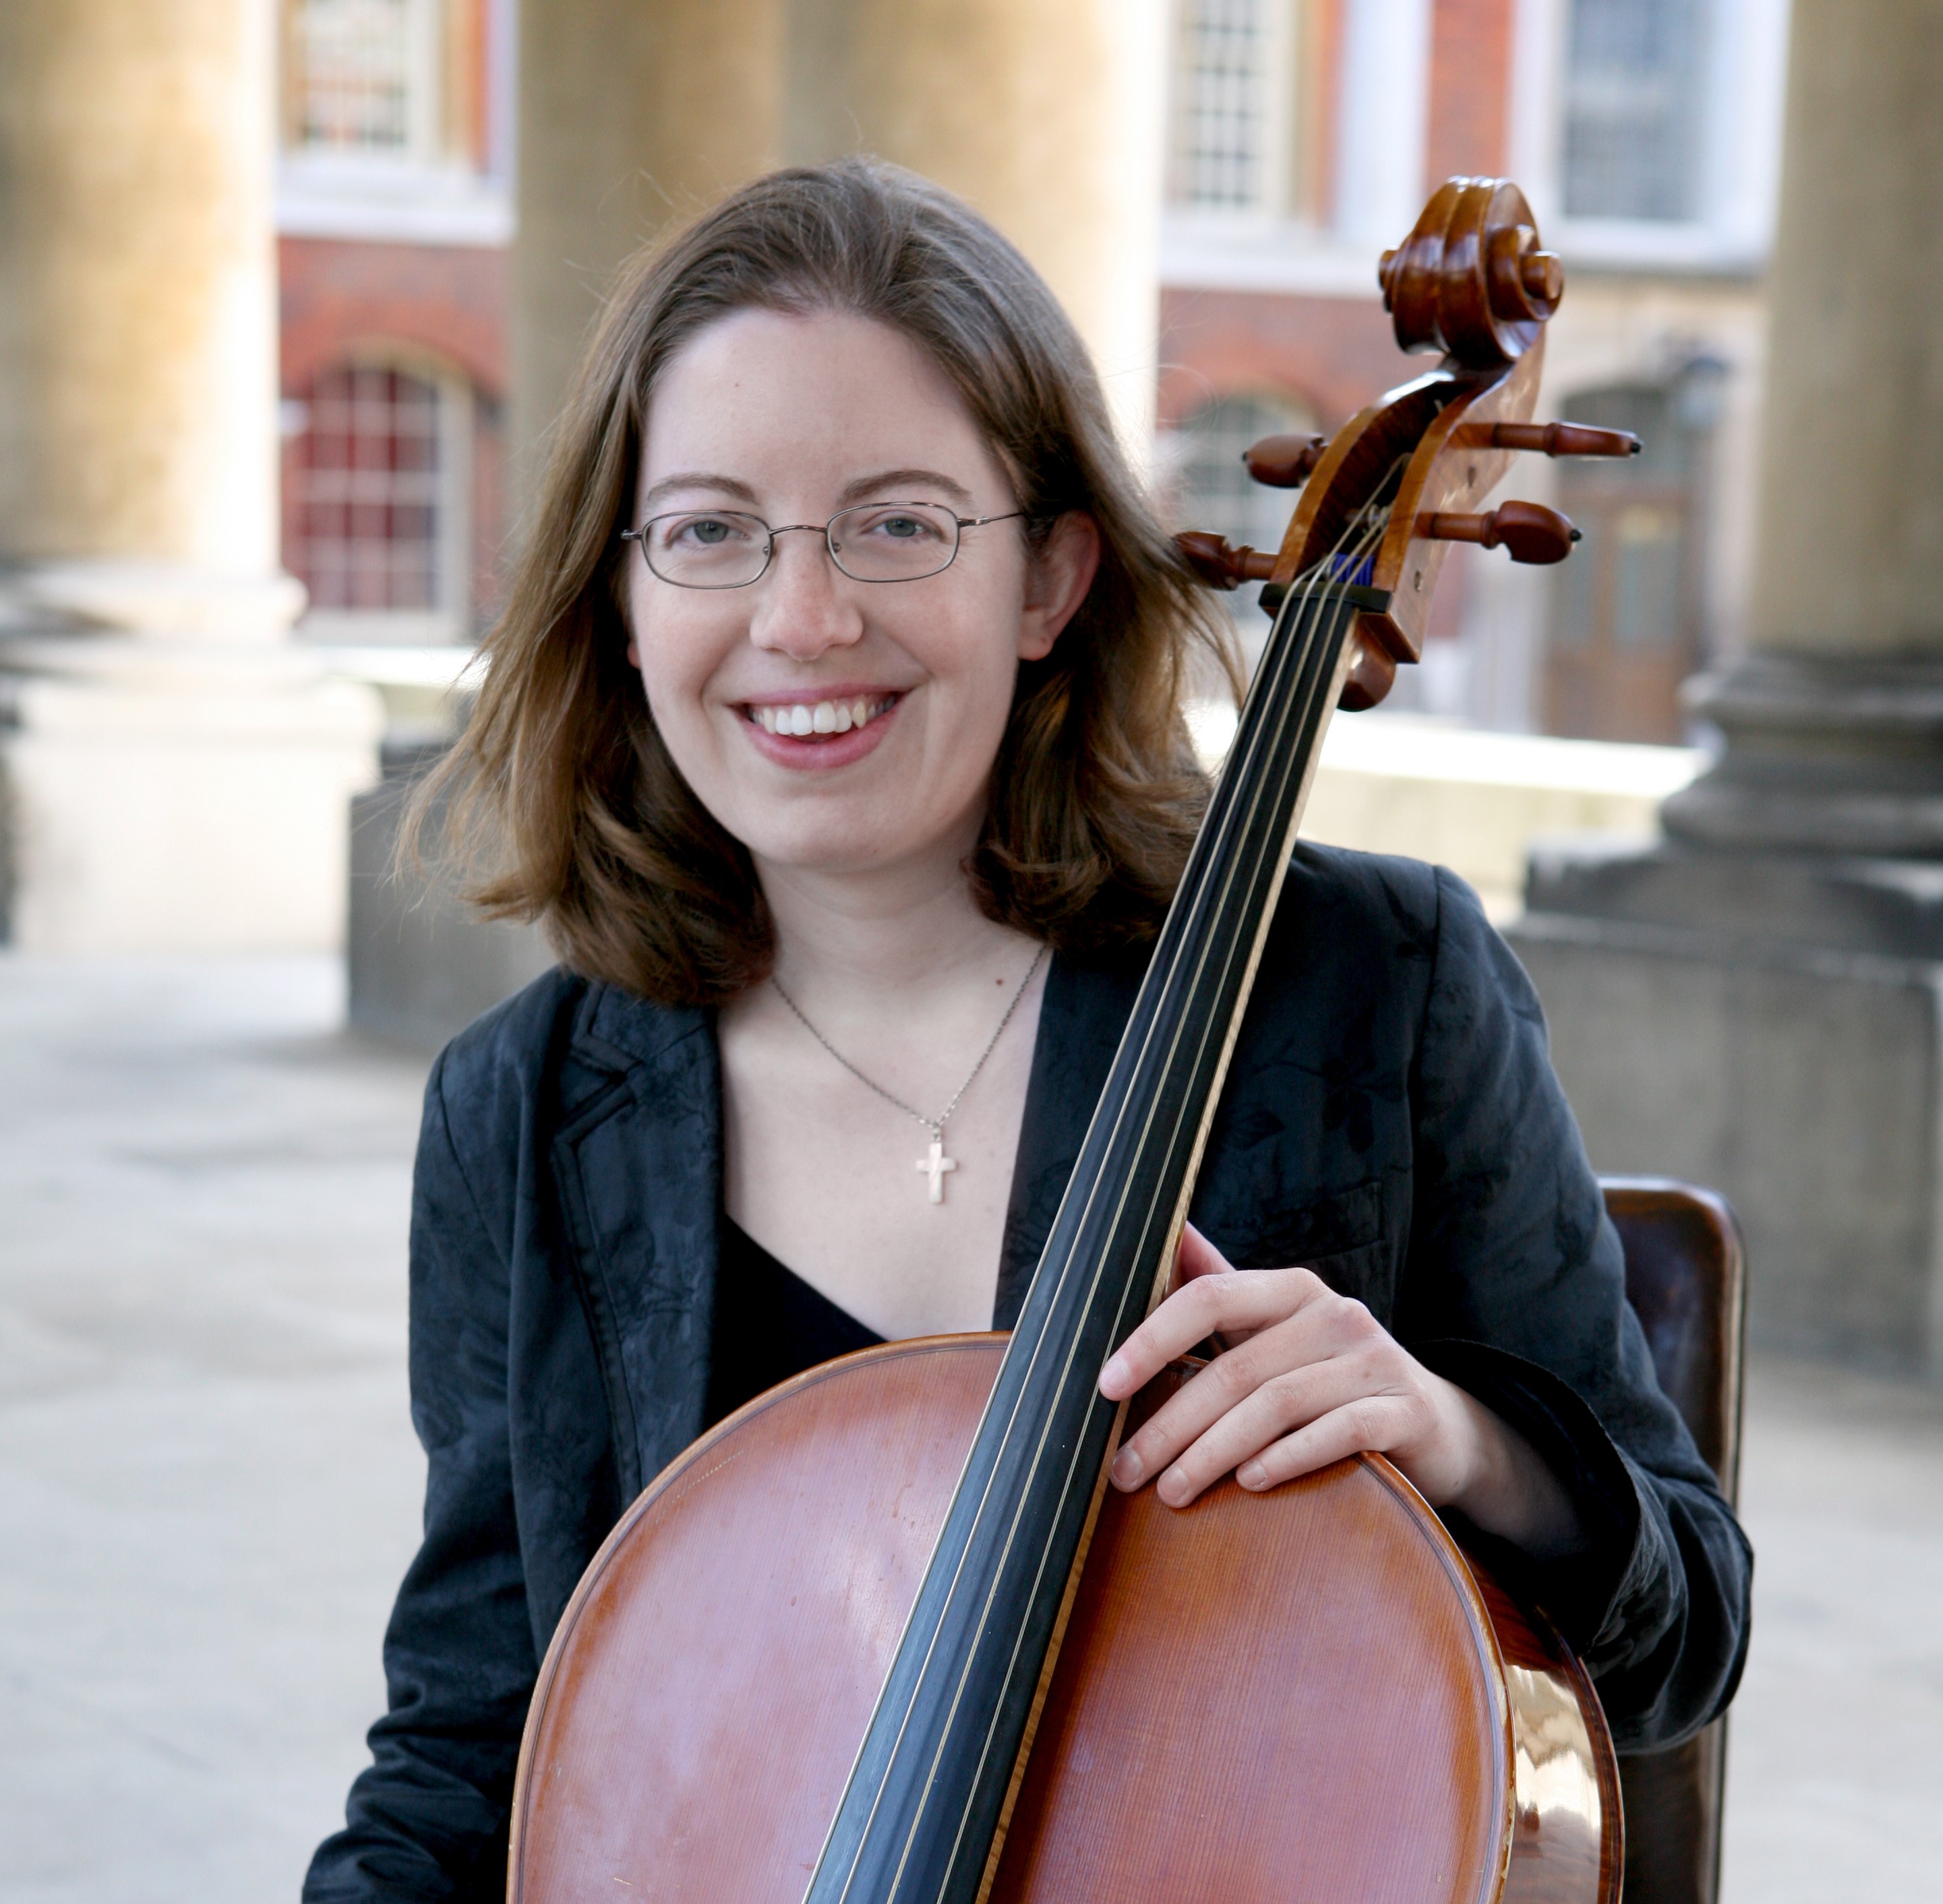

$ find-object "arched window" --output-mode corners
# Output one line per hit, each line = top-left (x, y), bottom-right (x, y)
(1545, 378), (1715, 742)
(285, 359), (479, 643)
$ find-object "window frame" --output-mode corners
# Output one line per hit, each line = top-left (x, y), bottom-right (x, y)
(287, 351), (477, 649)
(1509, 0), (1791, 273)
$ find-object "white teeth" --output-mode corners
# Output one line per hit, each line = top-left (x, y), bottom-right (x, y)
(752, 694), (891, 737)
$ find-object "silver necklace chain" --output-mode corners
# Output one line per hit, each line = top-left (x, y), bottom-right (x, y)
(771, 944), (1049, 1141)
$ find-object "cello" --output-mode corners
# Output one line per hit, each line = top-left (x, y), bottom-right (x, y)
(509, 178), (1643, 1904)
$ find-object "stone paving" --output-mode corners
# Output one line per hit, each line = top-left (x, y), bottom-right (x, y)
(1, 951), (1938, 1903)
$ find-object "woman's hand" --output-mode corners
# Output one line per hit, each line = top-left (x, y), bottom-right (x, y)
(1098, 1226), (1585, 1561)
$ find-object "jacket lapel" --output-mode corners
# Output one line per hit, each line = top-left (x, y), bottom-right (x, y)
(550, 983), (722, 1501)
(993, 951), (1143, 1328)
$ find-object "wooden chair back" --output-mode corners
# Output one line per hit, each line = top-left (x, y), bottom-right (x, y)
(1601, 1177), (1747, 1904)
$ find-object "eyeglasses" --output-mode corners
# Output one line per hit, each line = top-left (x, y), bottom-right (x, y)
(620, 500), (1026, 589)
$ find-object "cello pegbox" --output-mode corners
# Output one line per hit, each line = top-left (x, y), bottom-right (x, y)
(1457, 419), (1642, 459)
(1242, 433), (1328, 488)
(1416, 499), (1582, 565)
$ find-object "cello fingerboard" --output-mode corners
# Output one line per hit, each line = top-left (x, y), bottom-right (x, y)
(803, 560), (1393, 1904)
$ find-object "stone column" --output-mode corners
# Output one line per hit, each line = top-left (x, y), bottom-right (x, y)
(510, 0), (1165, 489)
(511, 0), (789, 489)
(1507, 0), (1943, 1376)
(0, 0), (380, 953)
(785, 0), (1168, 448)
(1658, 0), (1943, 858)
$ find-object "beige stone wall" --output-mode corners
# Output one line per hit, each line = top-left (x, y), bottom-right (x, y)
(0, 0), (279, 574)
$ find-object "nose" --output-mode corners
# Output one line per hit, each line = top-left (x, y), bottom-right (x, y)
(748, 527), (864, 663)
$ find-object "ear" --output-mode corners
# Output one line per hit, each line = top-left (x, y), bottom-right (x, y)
(1017, 512), (1102, 663)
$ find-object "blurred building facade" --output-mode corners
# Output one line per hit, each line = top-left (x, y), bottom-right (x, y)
(275, 0), (514, 650)
(1156, 0), (1791, 743)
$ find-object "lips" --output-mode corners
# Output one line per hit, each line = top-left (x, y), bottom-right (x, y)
(747, 694), (896, 739)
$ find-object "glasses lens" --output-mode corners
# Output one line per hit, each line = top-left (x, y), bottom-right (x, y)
(641, 510), (771, 587)
(828, 502), (959, 582)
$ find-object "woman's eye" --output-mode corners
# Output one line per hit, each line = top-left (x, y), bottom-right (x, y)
(660, 514), (746, 549)
(860, 510), (945, 541)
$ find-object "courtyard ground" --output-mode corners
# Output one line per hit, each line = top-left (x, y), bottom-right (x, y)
(1, 951), (1938, 1901)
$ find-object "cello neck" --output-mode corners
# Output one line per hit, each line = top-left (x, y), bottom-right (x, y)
(804, 552), (1391, 1904)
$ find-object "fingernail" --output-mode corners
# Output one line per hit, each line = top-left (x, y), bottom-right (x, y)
(1238, 1460), (1267, 1490)
(1110, 1446), (1143, 1488)
(1158, 1467), (1189, 1507)
(1100, 1353), (1130, 1394)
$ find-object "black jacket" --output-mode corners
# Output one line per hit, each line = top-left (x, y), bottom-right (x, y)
(307, 846), (1752, 1901)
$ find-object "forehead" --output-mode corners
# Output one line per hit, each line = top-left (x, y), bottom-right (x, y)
(640, 307), (1003, 489)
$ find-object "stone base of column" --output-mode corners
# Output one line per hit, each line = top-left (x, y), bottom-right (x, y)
(0, 598), (383, 953)
(1509, 655), (1943, 1379)
(348, 736), (555, 1047)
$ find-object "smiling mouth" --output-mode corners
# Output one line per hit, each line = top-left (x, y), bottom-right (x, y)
(746, 694), (898, 739)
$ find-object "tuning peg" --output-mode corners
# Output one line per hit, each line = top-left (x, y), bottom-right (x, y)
(1242, 433), (1328, 488)
(1460, 420), (1642, 458)
(1417, 500), (1581, 565)
(1176, 529), (1278, 590)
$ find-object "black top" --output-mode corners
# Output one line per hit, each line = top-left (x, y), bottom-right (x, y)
(305, 845), (1752, 1904)
(703, 1219), (883, 1427)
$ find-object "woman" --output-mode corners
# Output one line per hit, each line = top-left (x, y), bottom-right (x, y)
(307, 159), (1750, 1901)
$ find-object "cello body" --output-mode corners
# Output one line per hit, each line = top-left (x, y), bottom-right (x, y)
(510, 1338), (1620, 1903)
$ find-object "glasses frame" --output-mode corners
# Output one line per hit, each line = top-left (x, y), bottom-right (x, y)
(619, 501), (1027, 590)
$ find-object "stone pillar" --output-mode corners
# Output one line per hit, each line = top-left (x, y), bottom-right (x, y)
(1507, 0), (1943, 1375)
(510, 0), (789, 487)
(0, 0), (380, 953)
(510, 0), (1166, 486)
(785, 0), (1167, 447)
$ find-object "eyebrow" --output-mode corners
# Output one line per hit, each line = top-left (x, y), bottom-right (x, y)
(837, 467), (977, 508)
(636, 465), (980, 516)
(636, 471), (760, 513)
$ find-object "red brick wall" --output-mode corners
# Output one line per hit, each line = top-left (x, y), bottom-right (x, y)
(1423, 0), (1514, 187)
(278, 236), (507, 396)
(1158, 286), (1408, 432)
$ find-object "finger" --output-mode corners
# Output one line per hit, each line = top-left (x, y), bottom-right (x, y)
(1145, 1359), (1400, 1507)
(1172, 1222), (1230, 1290)
(1099, 1267), (1325, 1400)
(1230, 1398), (1421, 1495)
(1108, 1308), (1354, 1488)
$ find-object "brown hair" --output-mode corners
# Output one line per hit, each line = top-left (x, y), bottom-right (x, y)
(423, 156), (1236, 1005)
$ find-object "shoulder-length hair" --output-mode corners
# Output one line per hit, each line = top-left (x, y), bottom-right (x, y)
(422, 157), (1237, 1005)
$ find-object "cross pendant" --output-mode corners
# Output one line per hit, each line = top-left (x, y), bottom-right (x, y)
(916, 1133), (959, 1205)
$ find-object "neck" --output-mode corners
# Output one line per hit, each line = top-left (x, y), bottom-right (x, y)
(756, 831), (1036, 1005)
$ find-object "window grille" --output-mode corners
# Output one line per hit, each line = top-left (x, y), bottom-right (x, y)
(1171, 0), (1275, 210)
(1561, 0), (1711, 222)
(287, 0), (423, 156)
(292, 366), (447, 615)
